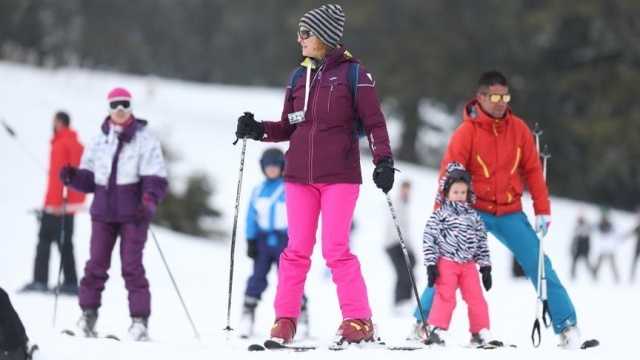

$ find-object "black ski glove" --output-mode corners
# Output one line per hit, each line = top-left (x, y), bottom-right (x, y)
(427, 265), (439, 288)
(235, 112), (264, 141)
(480, 266), (492, 291)
(247, 240), (258, 259)
(372, 157), (396, 194)
(59, 165), (77, 185)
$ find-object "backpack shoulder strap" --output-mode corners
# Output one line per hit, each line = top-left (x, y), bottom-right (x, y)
(348, 62), (360, 114)
(348, 62), (365, 138)
(287, 66), (305, 102)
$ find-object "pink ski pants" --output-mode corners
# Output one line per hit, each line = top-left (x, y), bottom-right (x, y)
(427, 258), (490, 333)
(274, 182), (372, 319)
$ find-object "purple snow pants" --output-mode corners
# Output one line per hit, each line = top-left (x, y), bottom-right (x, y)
(79, 220), (150, 317)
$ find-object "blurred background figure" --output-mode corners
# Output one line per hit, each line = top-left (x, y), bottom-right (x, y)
(592, 207), (620, 283)
(626, 208), (640, 283)
(384, 180), (416, 315)
(570, 213), (593, 280)
(21, 111), (85, 295)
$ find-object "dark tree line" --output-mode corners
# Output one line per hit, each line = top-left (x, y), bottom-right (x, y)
(1, 0), (639, 210)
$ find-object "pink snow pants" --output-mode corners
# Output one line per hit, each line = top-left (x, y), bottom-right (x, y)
(427, 258), (490, 333)
(274, 182), (372, 319)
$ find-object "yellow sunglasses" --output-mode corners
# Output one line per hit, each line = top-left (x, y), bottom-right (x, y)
(484, 93), (511, 103)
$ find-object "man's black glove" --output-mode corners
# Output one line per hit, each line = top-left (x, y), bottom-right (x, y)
(480, 266), (492, 291)
(427, 265), (439, 288)
(247, 240), (258, 259)
(59, 165), (77, 185)
(235, 112), (265, 141)
(372, 157), (396, 194)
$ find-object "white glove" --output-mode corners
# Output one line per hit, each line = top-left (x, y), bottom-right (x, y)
(535, 215), (551, 237)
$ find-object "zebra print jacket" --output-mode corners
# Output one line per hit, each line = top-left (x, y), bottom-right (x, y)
(423, 199), (491, 267)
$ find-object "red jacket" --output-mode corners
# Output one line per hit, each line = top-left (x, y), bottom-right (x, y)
(262, 45), (393, 184)
(44, 127), (86, 214)
(439, 99), (550, 216)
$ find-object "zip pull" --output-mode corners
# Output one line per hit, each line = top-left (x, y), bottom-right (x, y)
(302, 59), (312, 114)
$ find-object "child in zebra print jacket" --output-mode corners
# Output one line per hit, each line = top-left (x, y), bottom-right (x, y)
(422, 162), (494, 345)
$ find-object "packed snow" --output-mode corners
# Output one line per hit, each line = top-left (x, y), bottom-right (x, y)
(0, 62), (637, 359)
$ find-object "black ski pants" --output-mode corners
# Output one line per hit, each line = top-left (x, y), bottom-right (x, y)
(386, 243), (416, 304)
(32, 213), (77, 285)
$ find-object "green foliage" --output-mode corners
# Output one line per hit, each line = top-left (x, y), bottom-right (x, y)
(153, 143), (223, 238)
(1, 0), (639, 209)
(153, 172), (222, 238)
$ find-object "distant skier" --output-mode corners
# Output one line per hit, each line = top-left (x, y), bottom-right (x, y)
(21, 111), (85, 295)
(421, 163), (495, 346)
(570, 213), (593, 280)
(239, 148), (309, 339)
(592, 207), (620, 282)
(384, 180), (416, 315)
(60, 87), (168, 341)
(628, 209), (640, 283)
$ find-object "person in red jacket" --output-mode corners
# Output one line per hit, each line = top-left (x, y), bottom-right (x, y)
(21, 111), (86, 295)
(410, 71), (582, 349)
(235, 4), (394, 345)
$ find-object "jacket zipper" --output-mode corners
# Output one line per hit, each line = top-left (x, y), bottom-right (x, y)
(506, 146), (522, 204)
(510, 147), (521, 175)
(328, 84), (333, 112)
(475, 154), (490, 179)
(308, 70), (322, 183)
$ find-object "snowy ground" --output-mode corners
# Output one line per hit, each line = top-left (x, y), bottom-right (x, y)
(0, 62), (638, 359)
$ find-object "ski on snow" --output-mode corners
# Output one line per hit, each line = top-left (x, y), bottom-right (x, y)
(61, 329), (120, 341)
(248, 339), (422, 352)
(579, 339), (600, 349)
(248, 338), (599, 352)
(247, 339), (518, 352)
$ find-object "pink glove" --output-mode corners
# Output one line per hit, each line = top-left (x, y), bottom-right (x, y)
(535, 215), (551, 237)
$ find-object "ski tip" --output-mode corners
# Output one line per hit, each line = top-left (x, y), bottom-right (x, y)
(580, 339), (600, 349)
(248, 344), (266, 351)
(61, 329), (75, 336)
(104, 335), (120, 341)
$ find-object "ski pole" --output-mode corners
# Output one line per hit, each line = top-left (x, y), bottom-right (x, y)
(149, 227), (200, 340)
(384, 193), (429, 339)
(531, 138), (552, 347)
(224, 132), (248, 338)
(532, 122), (542, 156)
(1, 118), (46, 172)
(52, 186), (68, 328)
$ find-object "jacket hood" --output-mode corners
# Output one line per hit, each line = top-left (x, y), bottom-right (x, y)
(463, 99), (514, 135)
(436, 162), (476, 205)
(298, 44), (359, 72)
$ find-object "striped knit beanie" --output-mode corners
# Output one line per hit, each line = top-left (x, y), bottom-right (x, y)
(299, 4), (345, 48)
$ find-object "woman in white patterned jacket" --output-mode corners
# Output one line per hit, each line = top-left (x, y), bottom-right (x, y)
(60, 87), (168, 342)
(422, 162), (494, 346)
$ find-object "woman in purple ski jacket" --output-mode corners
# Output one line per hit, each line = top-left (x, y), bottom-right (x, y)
(60, 87), (168, 341)
(235, 4), (394, 345)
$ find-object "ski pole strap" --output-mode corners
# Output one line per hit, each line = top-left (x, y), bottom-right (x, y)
(531, 318), (541, 347)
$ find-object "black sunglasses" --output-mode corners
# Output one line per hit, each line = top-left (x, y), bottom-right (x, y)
(109, 100), (131, 110)
(297, 29), (315, 40)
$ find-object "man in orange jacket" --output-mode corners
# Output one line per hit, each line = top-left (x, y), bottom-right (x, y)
(409, 71), (581, 349)
(21, 111), (85, 295)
